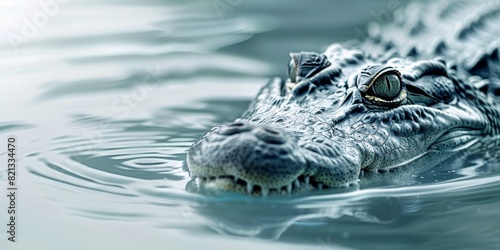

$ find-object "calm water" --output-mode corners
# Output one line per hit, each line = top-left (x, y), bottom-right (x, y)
(1, 0), (500, 249)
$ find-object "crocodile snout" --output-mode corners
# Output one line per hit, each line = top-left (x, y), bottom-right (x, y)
(187, 121), (309, 195)
(186, 120), (362, 196)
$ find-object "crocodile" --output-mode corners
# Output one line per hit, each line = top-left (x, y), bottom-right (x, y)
(185, 0), (500, 196)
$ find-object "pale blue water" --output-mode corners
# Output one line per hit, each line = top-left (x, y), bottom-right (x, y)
(0, 0), (500, 249)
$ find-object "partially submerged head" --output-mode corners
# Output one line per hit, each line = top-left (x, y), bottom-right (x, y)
(186, 45), (493, 196)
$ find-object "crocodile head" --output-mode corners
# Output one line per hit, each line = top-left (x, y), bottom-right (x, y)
(185, 44), (495, 196)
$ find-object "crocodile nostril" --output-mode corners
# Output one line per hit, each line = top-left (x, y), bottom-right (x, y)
(263, 127), (280, 135)
(253, 126), (287, 144)
(217, 122), (254, 135)
(229, 122), (245, 127)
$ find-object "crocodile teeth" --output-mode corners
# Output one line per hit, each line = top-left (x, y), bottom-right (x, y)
(286, 183), (292, 193)
(317, 183), (323, 190)
(294, 179), (301, 188)
(195, 177), (201, 187)
(261, 188), (269, 197)
(233, 176), (238, 182)
(360, 169), (365, 177)
(246, 183), (254, 194)
(304, 176), (310, 185)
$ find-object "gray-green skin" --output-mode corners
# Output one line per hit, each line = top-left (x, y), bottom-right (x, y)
(186, 0), (500, 196)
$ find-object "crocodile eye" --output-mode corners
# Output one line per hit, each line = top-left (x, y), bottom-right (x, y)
(370, 73), (402, 100)
(358, 66), (407, 106)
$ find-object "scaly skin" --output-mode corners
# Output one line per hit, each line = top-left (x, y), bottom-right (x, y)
(185, 0), (500, 196)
